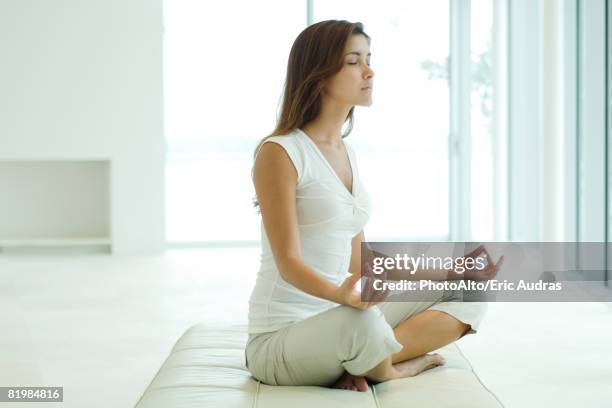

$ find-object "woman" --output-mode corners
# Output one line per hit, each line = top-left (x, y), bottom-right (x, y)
(245, 20), (502, 392)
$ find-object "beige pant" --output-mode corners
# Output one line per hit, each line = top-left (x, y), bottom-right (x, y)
(245, 288), (487, 387)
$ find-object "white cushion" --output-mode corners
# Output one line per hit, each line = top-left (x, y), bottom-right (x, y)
(135, 323), (503, 408)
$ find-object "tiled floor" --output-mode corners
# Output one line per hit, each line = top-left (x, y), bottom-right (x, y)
(1, 248), (611, 407)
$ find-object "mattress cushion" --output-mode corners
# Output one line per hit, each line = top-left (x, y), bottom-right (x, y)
(135, 322), (503, 408)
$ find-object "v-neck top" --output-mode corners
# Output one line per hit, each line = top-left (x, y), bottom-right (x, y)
(248, 128), (372, 334)
(297, 128), (355, 197)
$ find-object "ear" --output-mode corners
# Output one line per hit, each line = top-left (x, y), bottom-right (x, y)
(320, 79), (331, 96)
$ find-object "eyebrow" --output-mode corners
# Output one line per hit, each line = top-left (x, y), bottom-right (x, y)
(346, 52), (371, 57)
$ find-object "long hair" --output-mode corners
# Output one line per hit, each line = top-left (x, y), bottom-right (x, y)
(252, 20), (371, 210)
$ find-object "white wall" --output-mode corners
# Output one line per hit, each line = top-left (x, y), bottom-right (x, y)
(0, 0), (165, 254)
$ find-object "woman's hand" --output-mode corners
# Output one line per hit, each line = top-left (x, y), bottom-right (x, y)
(334, 269), (389, 310)
(459, 245), (505, 282)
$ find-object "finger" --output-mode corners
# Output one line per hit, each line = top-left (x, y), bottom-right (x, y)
(495, 255), (505, 267)
(486, 256), (505, 278)
(343, 275), (363, 301)
(362, 262), (373, 277)
(467, 244), (483, 254)
(345, 272), (361, 287)
(365, 275), (387, 302)
(464, 246), (479, 259)
(467, 244), (485, 258)
(476, 248), (491, 267)
(361, 279), (372, 301)
(483, 247), (492, 262)
(488, 255), (503, 272)
(367, 289), (381, 303)
(374, 283), (388, 298)
(375, 290), (388, 303)
(381, 287), (390, 301)
(492, 256), (505, 273)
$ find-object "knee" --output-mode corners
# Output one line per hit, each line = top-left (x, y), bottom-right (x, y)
(337, 307), (401, 371)
(341, 306), (395, 346)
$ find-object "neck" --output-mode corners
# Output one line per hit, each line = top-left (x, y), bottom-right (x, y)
(301, 99), (352, 146)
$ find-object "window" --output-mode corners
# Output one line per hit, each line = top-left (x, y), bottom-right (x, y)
(470, 0), (494, 240)
(163, 0), (304, 242)
(314, 0), (450, 240)
(164, 0), (505, 245)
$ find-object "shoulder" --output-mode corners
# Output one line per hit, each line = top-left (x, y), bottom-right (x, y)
(253, 131), (304, 183)
(255, 131), (301, 154)
(255, 132), (301, 164)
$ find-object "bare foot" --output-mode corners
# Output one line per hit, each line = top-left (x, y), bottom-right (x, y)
(331, 371), (369, 392)
(393, 353), (446, 378)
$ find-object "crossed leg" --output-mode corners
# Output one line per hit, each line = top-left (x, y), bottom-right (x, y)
(245, 291), (482, 392)
(391, 309), (472, 363)
(332, 308), (471, 391)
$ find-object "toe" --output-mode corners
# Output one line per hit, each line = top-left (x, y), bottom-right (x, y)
(353, 377), (369, 392)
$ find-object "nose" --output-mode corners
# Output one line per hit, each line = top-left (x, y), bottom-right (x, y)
(364, 65), (374, 79)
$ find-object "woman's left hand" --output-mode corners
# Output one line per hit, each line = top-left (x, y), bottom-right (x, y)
(460, 245), (505, 282)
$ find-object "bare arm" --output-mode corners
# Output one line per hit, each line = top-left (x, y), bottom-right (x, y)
(253, 142), (341, 303)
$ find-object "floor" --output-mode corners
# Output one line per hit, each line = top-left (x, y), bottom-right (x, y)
(1, 248), (611, 407)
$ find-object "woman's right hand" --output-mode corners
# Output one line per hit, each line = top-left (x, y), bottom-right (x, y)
(334, 270), (389, 310)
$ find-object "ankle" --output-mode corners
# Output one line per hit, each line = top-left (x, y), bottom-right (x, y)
(386, 366), (401, 380)
(368, 365), (399, 382)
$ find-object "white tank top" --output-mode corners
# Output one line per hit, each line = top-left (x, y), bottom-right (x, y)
(248, 128), (372, 334)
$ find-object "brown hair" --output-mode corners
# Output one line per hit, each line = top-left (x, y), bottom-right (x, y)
(252, 20), (371, 210)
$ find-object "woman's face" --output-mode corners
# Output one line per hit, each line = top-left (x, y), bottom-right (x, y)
(323, 34), (374, 107)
